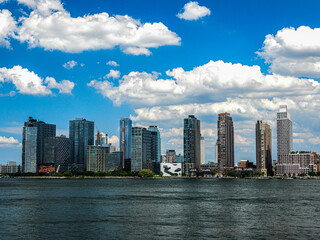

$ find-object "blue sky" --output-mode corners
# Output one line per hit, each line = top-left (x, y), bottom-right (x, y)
(1, 0), (320, 165)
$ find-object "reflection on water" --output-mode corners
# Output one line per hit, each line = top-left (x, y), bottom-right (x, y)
(0, 178), (320, 239)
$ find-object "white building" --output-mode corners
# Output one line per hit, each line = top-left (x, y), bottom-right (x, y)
(200, 136), (205, 164)
(277, 105), (293, 159)
(0, 161), (19, 173)
(160, 163), (182, 176)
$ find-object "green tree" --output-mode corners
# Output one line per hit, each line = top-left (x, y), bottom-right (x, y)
(138, 169), (155, 178)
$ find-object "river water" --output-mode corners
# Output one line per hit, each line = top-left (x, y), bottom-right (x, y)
(0, 178), (319, 239)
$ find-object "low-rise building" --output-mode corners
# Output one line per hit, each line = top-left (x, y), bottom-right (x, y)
(0, 161), (19, 173)
(276, 152), (317, 175)
(200, 162), (219, 169)
(160, 163), (182, 176)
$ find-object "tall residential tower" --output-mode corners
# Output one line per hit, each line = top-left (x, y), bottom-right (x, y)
(183, 115), (201, 169)
(217, 113), (234, 168)
(120, 118), (132, 170)
(256, 120), (272, 175)
(277, 105), (293, 161)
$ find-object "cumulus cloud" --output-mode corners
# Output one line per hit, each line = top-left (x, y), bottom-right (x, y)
(44, 77), (74, 94)
(258, 26), (320, 78)
(104, 70), (120, 79)
(106, 61), (119, 67)
(11, 0), (180, 55)
(177, 1), (211, 20)
(63, 60), (77, 69)
(88, 60), (320, 107)
(309, 137), (320, 145)
(0, 136), (20, 148)
(0, 9), (17, 48)
(0, 136), (19, 144)
(0, 65), (75, 95)
(122, 47), (151, 56)
(108, 135), (119, 146)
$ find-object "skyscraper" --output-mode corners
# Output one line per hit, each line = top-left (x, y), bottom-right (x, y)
(200, 136), (205, 164)
(256, 120), (272, 175)
(277, 105), (293, 160)
(183, 115), (201, 169)
(69, 118), (94, 171)
(148, 126), (161, 163)
(44, 135), (72, 172)
(217, 113), (234, 168)
(22, 117), (56, 173)
(131, 127), (152, 172)
(120, 118), (132, 170)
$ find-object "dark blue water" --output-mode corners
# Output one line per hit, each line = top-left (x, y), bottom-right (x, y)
(0, 178), (320, 239)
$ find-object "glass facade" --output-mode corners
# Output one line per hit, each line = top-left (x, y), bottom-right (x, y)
(183, 115), (201, 169)
(44, 136), (72, 172)
(69, 118), (94, 171)
(131, 127), (152, 172)
(105, 151), (123, 172)
(119, 118), (132, 169)
(22, 117), (56, 173)
(148, 126), (161, 163)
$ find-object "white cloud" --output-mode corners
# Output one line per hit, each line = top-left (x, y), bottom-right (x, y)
(0, 136), (19, 144)
(293, 139), (305, 144)
(13, 0), (180, 55)
(0, 91), (16, 97)
(309, 137), (320, 145)
(122, 47), (151, 56)
(106, 61), (119, 67)
(0, 65), (75, 95)
(235, 134), (252, 146)
(0, 0), (8, 4)
(63, 60), (77, 69)
(177, 1), (211, 20)
(104, 70), (120, 79)
(161, 127), (183, 137)
(0, 9), (17, 48)
(108, 135), (119, 146)
(88, 60), (320, 107)
(44, 77), (75, 94)
(258, 26), (320, 78)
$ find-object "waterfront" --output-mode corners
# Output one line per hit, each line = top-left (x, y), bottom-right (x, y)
(0, 179), (320, 239)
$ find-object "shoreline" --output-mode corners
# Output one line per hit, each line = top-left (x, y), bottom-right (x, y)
(2, 176), (320, 180)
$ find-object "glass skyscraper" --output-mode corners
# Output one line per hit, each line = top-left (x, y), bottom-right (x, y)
(183, 115), (201, 169)
(120, 118), (132, 170)
(148, 125), (161, 163)
(131, 127), (152, 172)
(22, 117), (56, 173)
(69, 118), (94, 171)
(44, 135), (72, 172)
(217, 113), (234, 168)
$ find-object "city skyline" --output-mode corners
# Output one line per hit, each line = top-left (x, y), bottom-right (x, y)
(2, 0), (320, 164)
